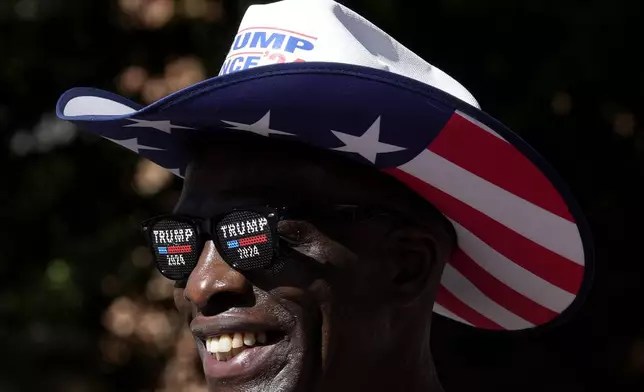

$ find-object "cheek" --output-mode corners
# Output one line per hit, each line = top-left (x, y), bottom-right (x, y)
(294, 280), (333, 367)
(173, 287), (192, 316)
(270, 281), (330, 352)
(269, 282), (328, 322)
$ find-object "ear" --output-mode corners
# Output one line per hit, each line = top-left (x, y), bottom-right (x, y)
(381, 225), (451, 304)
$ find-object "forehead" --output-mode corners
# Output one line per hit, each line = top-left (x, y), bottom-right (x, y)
(176, 136), (410, 215)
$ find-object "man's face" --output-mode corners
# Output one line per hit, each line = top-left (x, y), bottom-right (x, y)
(171, 137), (450, 392)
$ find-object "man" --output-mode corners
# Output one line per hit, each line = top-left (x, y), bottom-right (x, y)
(56, 0), (594, 391)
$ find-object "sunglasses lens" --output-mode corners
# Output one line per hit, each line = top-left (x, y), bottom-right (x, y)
(215, 210), (275, 271)
(147, 219), (200, 280)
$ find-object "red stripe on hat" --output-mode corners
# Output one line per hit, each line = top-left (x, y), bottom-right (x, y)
(385, 168), (583, 294)
(436, 286), (502, 329)
(428, 112), (574, 222)
(450, 248), (559, 324)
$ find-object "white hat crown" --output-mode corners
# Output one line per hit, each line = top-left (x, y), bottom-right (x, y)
(219, 0), (480, 108)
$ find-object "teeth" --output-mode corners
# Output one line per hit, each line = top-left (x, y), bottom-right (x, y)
(243, 332), (256, 346)
(232, 333), (243, 348)
(219, 334), (232, 353)
(206, 332), (269, 361)
(211, 336), (220, 353)
(257, 331), (267, 344)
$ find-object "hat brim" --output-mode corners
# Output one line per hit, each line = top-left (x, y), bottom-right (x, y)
(56, 62), (593, 331)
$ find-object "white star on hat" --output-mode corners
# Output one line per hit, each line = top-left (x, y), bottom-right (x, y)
(221, 111), (295, 137)
(331, 116), (406, 164)
(108, 137), (164, 154)
(124, 119), (194, 134)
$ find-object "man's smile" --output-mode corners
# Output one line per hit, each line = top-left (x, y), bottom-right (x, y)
(189, 311), (293, 381)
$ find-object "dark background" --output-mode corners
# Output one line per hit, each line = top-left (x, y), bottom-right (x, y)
(1, 0), (643, 391)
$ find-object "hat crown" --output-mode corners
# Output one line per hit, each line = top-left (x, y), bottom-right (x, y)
(219, 0), (479, 108)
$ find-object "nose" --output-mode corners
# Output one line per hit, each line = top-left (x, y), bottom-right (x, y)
(184, 240), (252, 311)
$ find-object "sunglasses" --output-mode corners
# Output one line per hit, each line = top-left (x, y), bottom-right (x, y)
(140, 205), (391, 281)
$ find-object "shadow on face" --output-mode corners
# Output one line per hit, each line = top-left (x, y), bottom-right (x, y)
(171, 134), (455, 392)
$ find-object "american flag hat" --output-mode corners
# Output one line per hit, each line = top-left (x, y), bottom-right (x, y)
(56, 0), (593, 331)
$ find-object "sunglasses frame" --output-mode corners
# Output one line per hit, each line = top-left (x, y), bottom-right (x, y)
(141, 204), (399, 280)
(141, 206), (288, 279)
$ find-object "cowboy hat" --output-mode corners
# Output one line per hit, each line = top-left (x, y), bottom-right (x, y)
(56, 0), (593, 331)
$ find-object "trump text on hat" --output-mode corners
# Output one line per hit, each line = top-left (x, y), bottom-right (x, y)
(219, 27), (316, 76)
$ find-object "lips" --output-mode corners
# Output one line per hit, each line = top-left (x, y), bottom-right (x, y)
(190, 313), (290, 380)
